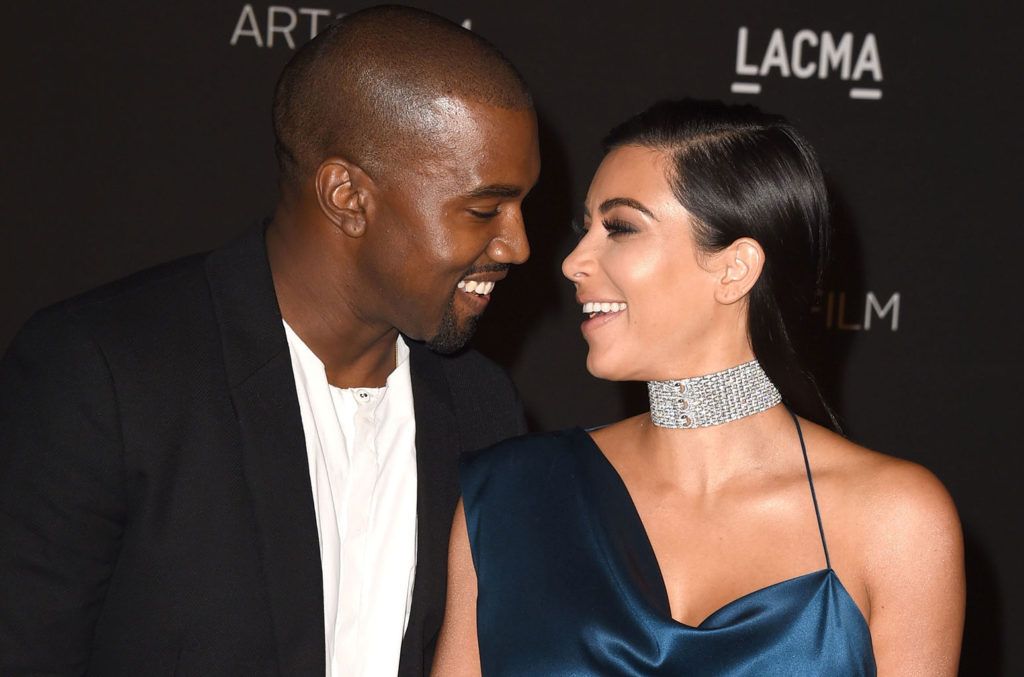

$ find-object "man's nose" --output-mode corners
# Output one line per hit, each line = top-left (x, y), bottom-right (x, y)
(487, 211), (530, 265)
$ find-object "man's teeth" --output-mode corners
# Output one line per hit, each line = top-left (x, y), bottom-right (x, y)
(582, 301), (627, 314)
(457, 280), (496, 295)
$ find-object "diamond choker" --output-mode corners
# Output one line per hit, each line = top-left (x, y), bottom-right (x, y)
(647, 360), (781, 429)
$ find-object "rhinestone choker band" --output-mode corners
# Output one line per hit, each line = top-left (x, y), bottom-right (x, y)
(647, 359), (781, 429)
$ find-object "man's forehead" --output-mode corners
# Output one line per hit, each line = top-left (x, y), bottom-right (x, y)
(402, 95), (473, 136)
(413, 94), (533, 140)
(407, 98), (536, 157)
(381, 94), (537, 191)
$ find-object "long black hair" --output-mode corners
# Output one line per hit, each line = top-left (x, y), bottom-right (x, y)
(604, 99), (838, 430)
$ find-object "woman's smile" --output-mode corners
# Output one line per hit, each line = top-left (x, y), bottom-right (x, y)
(580, 302), (628, 336)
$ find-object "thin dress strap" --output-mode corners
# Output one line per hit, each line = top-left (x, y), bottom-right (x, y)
(789, 409), (832, 570)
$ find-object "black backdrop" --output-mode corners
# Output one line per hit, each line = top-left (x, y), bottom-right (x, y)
(4, 2), (1021, 674)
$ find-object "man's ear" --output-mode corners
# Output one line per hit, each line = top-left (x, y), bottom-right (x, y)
(713, 238), (765, 305)
(314, 158), (370, 238)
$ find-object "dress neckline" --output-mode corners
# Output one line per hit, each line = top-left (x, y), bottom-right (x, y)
(572, 426), (867, 630)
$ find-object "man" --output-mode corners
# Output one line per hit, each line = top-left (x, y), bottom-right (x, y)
(0, 6), (539, 676)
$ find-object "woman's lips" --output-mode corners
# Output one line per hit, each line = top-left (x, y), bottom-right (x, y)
(581, 308), (625, 335)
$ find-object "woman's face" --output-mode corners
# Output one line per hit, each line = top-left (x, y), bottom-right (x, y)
(562, 145), (736, 381)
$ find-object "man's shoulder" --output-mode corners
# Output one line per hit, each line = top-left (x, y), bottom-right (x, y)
(408, 341), (514, 393)
(18, 253), (200, 327)
(7, 250), (226, 369)
(441, 346), (510, 382)
(20, 225), (265, 342)
(407, 342), (526, 446)
(64, 254), (207, 314)
(1, 253), (222, 411)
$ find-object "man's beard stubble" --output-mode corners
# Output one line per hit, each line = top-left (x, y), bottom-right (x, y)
(425, 293), (480, 354)
(425, 262), (509, 354)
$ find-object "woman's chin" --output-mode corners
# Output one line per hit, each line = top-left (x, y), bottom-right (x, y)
(585, 355), (611, 380)
(586, 355), (640, 383)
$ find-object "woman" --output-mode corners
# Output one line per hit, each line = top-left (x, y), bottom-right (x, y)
(433, 100), (964, 676)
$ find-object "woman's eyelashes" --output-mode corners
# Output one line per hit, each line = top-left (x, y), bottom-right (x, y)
(602, 217), (638, 237)
(571, 217), (638, 239)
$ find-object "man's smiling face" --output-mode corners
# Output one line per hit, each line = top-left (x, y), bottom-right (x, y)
(357, 97), (541, 353)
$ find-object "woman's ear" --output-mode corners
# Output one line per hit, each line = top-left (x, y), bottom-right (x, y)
(713, 238), (765, 305)
(314, 158), (371, 238)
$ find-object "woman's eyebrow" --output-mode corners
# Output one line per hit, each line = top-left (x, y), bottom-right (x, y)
(598, 196), (657, 220)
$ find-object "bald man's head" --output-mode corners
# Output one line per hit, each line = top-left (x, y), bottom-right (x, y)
(272, 5), (533, 186)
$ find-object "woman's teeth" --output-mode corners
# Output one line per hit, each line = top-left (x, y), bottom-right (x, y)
(457, 280), (495, 295)
(582, 301), (627, 317)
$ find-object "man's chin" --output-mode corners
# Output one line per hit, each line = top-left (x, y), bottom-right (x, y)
(425, 312), (480, 355)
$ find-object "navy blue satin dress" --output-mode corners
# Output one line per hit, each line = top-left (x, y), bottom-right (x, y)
(459, 424), (875, 676)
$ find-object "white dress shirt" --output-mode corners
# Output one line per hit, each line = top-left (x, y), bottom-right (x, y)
(283, 321), (418, 677)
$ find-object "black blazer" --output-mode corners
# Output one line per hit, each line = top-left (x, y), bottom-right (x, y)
(0, 227), (526, 676)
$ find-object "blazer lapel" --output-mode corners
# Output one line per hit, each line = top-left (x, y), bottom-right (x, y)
(399, 341), (463, 675)
(205, 226), (325, 675)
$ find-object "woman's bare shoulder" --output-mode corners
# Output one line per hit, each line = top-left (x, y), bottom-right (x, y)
(797, 417), (961, 555)
(587, 414), (648, 446)
(797, 419), (965, 671)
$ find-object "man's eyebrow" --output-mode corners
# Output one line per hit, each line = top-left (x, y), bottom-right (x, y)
(464, 184), (522, 200)
(599, 197), (657, 220)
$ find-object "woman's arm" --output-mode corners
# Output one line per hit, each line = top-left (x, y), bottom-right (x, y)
(866, 461), (965, 676)
(432, 498), (482, 677)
